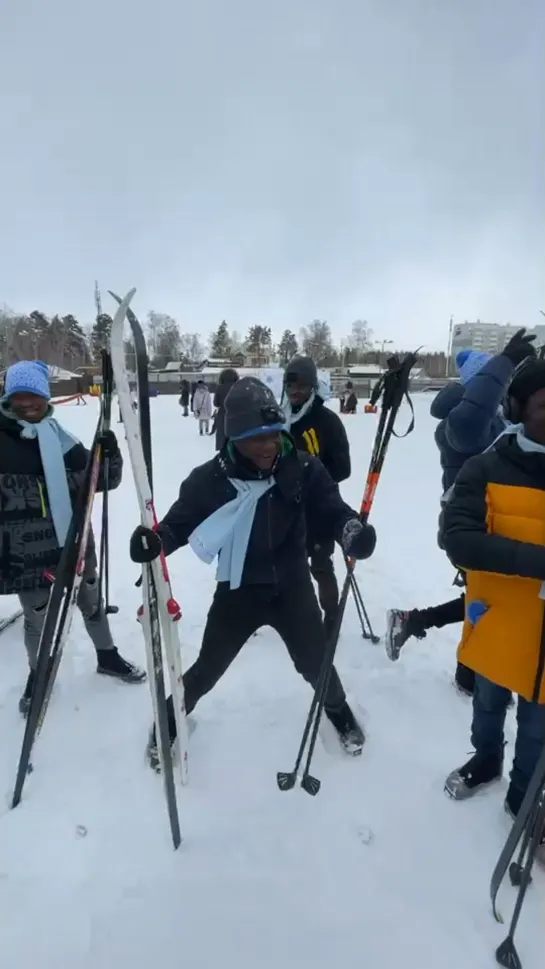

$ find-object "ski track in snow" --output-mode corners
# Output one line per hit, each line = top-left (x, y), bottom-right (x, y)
(0, 395), (542, 968)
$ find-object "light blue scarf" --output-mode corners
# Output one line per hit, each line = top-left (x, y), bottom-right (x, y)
(189, 477), (275, 589)
(18, 415), (80, 547)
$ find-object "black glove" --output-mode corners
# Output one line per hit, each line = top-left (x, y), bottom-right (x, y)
(341, 519), (376, 560)
(99, 430), (120, 457)
(130, 525), (162, 563)
(502, 329), (536, 366)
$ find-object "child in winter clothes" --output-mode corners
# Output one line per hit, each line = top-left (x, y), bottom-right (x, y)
(0, 360), (146, 715)
(442, 358), (545, 863)
(192, 380), (213, 435)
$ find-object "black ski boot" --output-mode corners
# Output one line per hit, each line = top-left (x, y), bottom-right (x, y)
(385, 608), (427, 660)
(326, 702), (365, 755)
(18, 669), (35, 718)
(454, 662), (475, 697)
(96, 648), (147, 683)
(444, 750), (503, 800)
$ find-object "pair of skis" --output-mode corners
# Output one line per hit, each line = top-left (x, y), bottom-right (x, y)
(11, 296), (130, 808)
(277, 351), (417, 796)
(109, 290), (188, 851)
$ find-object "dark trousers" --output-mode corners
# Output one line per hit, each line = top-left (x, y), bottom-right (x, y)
(419, 594), (465, 629)
(471, 673), (545, 812)
(308, 540), (339, 619)
(177, 577), (346, 722)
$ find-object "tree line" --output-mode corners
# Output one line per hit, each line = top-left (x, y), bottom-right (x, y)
(0, 304), (447, 377)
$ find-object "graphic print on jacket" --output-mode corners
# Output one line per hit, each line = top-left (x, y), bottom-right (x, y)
(157, 436), (357, 589)
(288, 396), (350, 484)
(0, 409), (122, 594)
(442, 433), (545, 702)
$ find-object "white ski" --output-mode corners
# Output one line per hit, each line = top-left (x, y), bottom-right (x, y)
(109, 292), (189, 787)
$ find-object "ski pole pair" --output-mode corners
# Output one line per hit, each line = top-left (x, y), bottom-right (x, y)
(277, 351), (417, 796)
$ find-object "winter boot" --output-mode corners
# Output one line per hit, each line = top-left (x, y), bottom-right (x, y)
(454, 662), (475, 697)
(96, 648), (147, 683)
(385, 608), (427, 660)
(18, 669), (35, 718)
(326, 702), (365, 755)
(147, 714), (196, 772)
(444, 751), (503, 800)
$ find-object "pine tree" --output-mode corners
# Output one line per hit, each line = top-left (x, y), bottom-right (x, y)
(91, 313), (113, 360)
(209, 320), (231, 358)
(277, 329), (298, 365)
(245, 325), (272, 366)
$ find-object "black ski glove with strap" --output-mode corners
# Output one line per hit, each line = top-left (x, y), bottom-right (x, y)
(502, 328), (536, 367)
(341, 519), (376, 561)
(130, 525), (162, 563)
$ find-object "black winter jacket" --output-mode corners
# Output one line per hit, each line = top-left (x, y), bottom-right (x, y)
(288, 396), (350, 551)
(289, 397), (350, 484)
(213, 384), (231, 451)
(157, 437), (358, 588)
(441, 435), (545, 579)
(0, 411), (122, 594)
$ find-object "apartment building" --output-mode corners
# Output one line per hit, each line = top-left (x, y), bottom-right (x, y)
(450, 321), (545, 362)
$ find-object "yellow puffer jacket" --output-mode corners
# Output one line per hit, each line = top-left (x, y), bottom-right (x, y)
(442, 434), (545, 702)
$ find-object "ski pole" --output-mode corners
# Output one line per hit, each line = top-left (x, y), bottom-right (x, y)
(277, 352), (417, 795)
(98, 350), (119, 615)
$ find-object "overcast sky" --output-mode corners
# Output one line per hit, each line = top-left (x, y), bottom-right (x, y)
(1, 0), (543, 351)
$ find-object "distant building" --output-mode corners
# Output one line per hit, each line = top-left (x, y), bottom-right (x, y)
(450, 321), (545, 365)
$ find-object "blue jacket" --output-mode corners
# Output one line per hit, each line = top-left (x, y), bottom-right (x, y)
(431, 353), (514, 492)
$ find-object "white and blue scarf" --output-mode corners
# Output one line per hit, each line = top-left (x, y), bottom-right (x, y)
(189, 477), (275, 589)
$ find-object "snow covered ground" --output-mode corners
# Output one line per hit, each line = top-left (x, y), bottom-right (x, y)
(0, 394), (542, 969)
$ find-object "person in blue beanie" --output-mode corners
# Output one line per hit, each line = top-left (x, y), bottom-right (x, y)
(129, 376), (377, 769)
(0, 359), (146, 715)
(385, 328), (536, 695)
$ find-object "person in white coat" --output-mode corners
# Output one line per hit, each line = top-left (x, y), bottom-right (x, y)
(192, 380), (213, 435)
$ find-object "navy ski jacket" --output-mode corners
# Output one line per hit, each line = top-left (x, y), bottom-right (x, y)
(431, 353), (514, 492)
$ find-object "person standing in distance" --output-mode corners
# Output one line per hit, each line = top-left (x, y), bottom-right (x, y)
(283, 356), (351, 637)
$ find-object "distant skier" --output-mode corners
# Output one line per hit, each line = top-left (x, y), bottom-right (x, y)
(129, 376), (376, 767)
(213, 368), (239, 450)
(192, 379), (212, 435)
(179, 379), (190, 417)
(441, 357), (545, 860)
(0, 360), (146, 716)
(283, 356), (351, 637)
(386, 329), (536, 696)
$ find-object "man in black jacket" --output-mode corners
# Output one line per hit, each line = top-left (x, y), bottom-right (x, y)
(130, 376), (376, 767)
(0, 360), (146, 715)
(283, 356), (351, 636)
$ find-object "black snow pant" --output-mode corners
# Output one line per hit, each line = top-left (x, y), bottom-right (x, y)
(166, 576), (346, 735)
(417, 594), (465, 630)
(308, 539), (339, 620)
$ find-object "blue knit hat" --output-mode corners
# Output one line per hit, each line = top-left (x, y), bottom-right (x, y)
(455, 349), (492, 386)
(4, 360), (50, 400)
